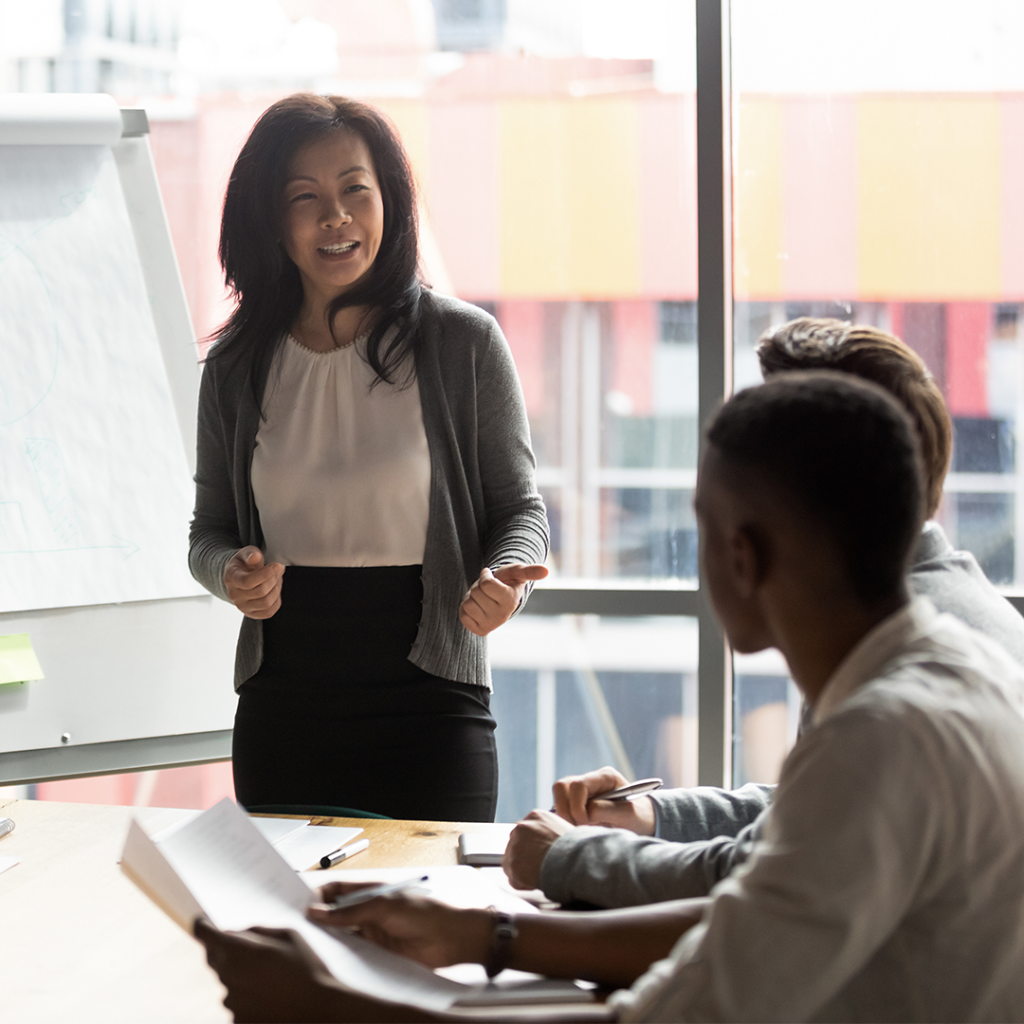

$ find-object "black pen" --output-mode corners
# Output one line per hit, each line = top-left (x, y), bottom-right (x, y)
(319, 838), (370, 869)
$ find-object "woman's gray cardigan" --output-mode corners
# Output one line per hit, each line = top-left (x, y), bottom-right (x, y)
(189, 290), (549, 691)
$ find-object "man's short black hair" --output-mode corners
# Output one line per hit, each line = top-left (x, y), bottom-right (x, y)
(706, 372), (925, 605)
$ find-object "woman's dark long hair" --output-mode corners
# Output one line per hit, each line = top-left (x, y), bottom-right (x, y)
(208, 93), (422, 395)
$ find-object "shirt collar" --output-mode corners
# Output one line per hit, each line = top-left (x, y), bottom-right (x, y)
(913, 520), (953, 567)
(812, 596), (940, 725)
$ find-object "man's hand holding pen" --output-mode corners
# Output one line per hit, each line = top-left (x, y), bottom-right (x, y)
(502, 769), (662, 891)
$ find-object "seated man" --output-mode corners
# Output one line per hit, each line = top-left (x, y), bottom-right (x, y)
(198, 373), (1024, 1022)
(504, 316), (1024, 907)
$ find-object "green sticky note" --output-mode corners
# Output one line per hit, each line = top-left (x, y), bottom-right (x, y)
(0, 634), (45, 685)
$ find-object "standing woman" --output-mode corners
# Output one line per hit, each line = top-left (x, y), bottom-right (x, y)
(189, 94), (548, 822)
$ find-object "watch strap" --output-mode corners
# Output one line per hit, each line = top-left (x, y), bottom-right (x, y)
(484, 908), (518, 979)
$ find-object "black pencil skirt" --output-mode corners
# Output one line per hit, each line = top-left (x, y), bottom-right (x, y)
(231, 565), (498, 821)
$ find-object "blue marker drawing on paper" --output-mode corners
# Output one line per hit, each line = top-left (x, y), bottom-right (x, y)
(0, 446), (139, 558)
(0, 248), (60, 426)
(25, 439), (82, 547)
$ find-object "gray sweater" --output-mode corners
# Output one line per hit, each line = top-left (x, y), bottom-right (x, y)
(189, 290), (549, 691)
(540, 522), (1024, 907)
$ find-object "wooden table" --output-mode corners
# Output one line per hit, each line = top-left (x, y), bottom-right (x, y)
(0, 798), (513, 1023)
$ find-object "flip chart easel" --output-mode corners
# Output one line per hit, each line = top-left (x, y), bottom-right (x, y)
(0, 94), (238, 784)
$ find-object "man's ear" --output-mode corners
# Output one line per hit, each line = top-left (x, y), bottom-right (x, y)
(731, 523), (769, 598)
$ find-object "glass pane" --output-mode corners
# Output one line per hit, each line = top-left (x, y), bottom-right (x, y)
(521, 298), (700, 579)
(731, 0), (1024, 780)
(31, 763), (235, 808)
(731, 649), (800, 787)
(490, 614), (698, 821)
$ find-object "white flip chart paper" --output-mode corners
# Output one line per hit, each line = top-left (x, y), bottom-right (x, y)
(0, 142), (203, 612)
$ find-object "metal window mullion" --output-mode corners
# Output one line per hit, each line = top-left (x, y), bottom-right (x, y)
(581, 304), (603, 576)
(695, 0), (734, 788)
(561, 303), (582, 576)
(535, 667), (557, 808)
(525, 586), (699, 617)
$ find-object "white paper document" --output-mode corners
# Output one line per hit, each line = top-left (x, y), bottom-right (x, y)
(247, 816), (308, 846)
(274, 824), (363, 871)
(121, 799), (592, 1012)
(148, 810), (362, 871)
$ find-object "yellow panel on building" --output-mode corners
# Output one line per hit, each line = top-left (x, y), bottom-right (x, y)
(500, 100), (573, 297)
(374, 98), (430, 186)
(564, 98), (640, 298)
(733, 96), (783, 301)
(499, 98), (639, 298)
(858, 97), (1001, 300)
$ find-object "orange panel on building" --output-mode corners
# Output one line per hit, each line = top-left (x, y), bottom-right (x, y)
(639, 95), (697, 299)
(611, 300), (656, 416)
(1001, 94), (1024, 299)
(946, 302), (990, 416)
(497, 300), (545, 415)
(781, 97), (857, 299)
(427, 101), (500, 299)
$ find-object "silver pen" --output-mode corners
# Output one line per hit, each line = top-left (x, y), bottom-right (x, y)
(599, 777), (664, 801)
(321, 874), (430, 910)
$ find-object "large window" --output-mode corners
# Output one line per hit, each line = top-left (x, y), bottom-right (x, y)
(730, 0), (1024, 782)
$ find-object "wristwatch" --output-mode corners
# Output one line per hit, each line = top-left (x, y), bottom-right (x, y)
(484, 908), (518, 979)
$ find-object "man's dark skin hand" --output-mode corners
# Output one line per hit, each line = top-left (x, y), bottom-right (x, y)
(195, 919), (431, 1024)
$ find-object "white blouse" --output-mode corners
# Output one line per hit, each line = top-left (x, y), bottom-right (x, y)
(250, 333), (431, 567)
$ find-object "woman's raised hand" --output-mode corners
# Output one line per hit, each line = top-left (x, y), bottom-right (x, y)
(459, 563), (549, 637)
(224, 546), (285, 619)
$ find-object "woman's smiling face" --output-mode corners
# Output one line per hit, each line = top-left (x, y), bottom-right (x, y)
(281, 130), (385, 306)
